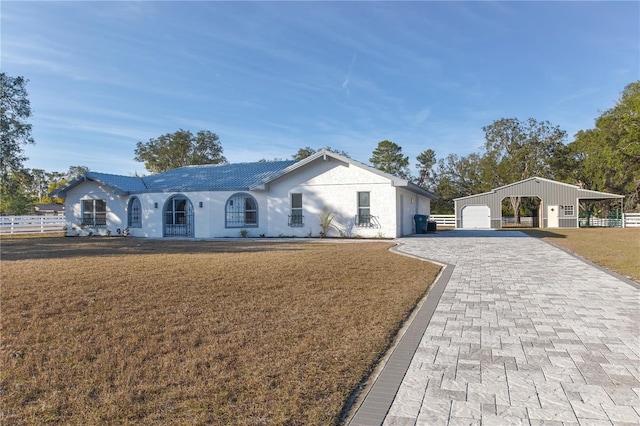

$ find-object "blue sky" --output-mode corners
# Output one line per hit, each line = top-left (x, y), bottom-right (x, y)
(2, 1), (639, 177)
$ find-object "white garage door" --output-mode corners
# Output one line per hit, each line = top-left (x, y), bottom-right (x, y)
(461, 205), (491, 229)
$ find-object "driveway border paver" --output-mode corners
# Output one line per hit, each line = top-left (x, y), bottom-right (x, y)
(347, 246), (455, 425)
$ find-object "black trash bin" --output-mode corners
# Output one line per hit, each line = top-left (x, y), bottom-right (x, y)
(414, 214), (428, 234)
(427, 221), (437, 233)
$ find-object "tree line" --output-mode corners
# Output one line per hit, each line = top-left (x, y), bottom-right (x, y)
(421, 81), (639, 214)
(1, 71), (637, 215)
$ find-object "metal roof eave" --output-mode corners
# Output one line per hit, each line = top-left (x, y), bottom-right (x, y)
(454, 189), (495, 201)
(577, 189), (624, 200)
(495, 176), (577, 192)
(49, 175), (87, 198)
(83, 173), (132, 196)
(397, 181), (441, 199)
(130, 186), (254, 194)
(49, 173), (135, 198)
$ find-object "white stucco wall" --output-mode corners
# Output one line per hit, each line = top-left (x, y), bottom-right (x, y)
(266, 158), (405, 238)
(63, 181), (128, 236)
(130, 190), (271, 238)
(64, 157), (432, 238)
(396, 188), (431, 236)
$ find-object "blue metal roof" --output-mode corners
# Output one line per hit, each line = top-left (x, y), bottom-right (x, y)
(50, 161), (299, 197)
(85, 172), (148, 194)
(141, 160), (297, 192)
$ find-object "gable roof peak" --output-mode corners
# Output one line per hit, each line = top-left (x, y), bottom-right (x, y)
(249, 148), (439, 199)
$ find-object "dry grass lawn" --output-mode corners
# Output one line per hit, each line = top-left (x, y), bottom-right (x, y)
(0, 237), (440, 425)
(521, 227), (640, 283)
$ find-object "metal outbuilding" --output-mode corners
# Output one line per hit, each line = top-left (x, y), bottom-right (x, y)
(454, 177), (624, 229)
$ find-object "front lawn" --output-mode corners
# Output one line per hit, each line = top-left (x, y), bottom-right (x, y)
(1, 238), (440, 425)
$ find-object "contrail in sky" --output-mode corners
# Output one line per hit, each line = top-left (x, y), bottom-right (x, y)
(342, 53), (357, 95)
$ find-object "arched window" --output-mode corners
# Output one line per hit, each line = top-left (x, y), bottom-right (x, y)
(226, 193), (258, 227)
(127, 196), (142, 228)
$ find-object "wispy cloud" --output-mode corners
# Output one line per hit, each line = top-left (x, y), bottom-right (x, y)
(554, 87), (601, 105)
(342, 53), (357, 95)
(1, 38), (88, 80)
(34, 111), (154, 142)
(412, 108), (432, 125)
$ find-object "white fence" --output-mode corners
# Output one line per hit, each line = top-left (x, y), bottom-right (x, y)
(502, 216), (535, 227)
(580, 213), (640, 228)
(0, 216), (66, 234)
(429, 214), (456, 226)
(624, 213), (640, 228)
(579, 217), (622, 227)
(428, 213), (640, 228)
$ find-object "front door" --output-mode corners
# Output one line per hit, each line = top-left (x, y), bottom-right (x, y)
(547, 205), (559, 228)
(164, 196), (194, 237)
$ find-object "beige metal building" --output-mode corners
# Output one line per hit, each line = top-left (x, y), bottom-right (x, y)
(454, 177), (624, 229)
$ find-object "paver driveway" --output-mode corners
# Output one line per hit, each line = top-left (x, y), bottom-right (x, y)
(349, 231), (640, 426)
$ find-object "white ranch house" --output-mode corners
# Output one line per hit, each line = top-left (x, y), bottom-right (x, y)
(52, 150), (439, 239)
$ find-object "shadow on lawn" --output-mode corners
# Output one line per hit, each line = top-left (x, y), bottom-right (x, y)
(0, 237), (306, 261)
(517, 229), (568, 239)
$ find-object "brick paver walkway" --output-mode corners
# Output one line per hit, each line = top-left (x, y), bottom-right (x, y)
(349, 231), (640, 426)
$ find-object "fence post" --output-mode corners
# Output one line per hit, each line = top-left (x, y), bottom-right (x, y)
(622, 213), (626, 228)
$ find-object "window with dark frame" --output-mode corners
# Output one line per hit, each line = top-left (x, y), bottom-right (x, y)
(289, 193), (303, 227)
(81, 199), (107, 227)
(166, 198), (188, 225)
(564, 205), (574, 216)
(225, 193), (258, 227)
(128, 197), (142, 228)
(357, 191), (371, 226)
